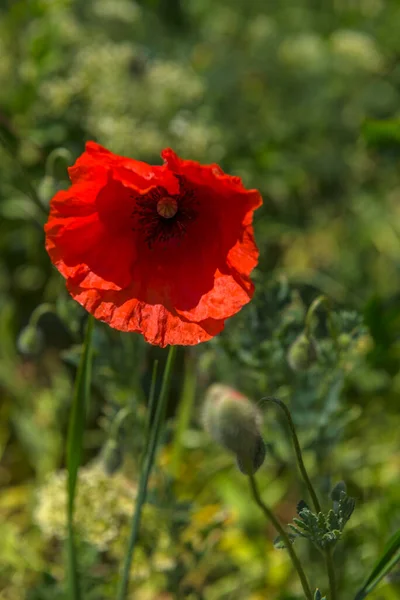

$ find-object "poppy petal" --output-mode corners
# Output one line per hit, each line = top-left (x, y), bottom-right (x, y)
(66, 282), (225, 347)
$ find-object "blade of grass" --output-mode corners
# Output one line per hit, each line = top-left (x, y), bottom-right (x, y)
(66, 315), (95, 600)
(354, 529), (400, 600)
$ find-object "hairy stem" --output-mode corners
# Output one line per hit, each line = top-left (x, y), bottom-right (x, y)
(263, 396), (338, 599)
(325, 546), (337, 600)
(262, 397), (322, 512)
(248, 473), (313, 600)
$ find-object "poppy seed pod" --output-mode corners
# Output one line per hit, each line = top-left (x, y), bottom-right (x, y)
(287, 332), (318, 371)
(202, 384), (266, 474)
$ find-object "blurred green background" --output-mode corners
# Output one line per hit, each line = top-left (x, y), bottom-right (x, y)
(0, 0), (399, 598)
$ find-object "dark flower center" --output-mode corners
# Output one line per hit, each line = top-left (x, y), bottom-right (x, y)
(133, 175), (198, 248)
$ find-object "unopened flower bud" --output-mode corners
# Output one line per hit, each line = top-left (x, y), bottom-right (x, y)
(202, 384), (266, 474)
(17, 325), (44, 357)
(101, 439), (123, 475)
(236, 435), (266, 475)
(287, 332), (317, 371)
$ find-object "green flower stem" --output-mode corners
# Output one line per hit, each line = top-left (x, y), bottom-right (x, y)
(45, 147), (73, 178)
(117, 345), (177, 600)
(248, 472), (313, 600)
(263, 397), (337, 600)
(325, 547), (337, 600)
(144, 359), (159, 447)
(29, 303), (55, 328)
(263, 397), (322, 512)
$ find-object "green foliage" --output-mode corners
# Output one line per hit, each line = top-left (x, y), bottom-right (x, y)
(288, 490), (355, 551)
(274, 486), (355, 553)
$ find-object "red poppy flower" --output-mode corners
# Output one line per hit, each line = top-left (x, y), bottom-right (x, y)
(45, 142), (262, 347)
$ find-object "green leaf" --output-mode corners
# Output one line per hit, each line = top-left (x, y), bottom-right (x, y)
(338, 491), (355, 527)
(66, 316), (95, 600)
(354, 529), (400, 600)
(362, 119), (400, 151)
(287, 490), (355, 551)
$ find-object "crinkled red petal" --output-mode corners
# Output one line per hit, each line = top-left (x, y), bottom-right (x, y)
(66, 281), (225, 347)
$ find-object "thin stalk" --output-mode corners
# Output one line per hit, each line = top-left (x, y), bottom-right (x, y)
(248, 473), (313, 600)
(144, 359), (159, 447)
(262, 397), (321, 512)
(29, 303), (55, 328)
(117, 346), (177, 600)
(263, 396), (337, 600)
(325, 547), (337, 600)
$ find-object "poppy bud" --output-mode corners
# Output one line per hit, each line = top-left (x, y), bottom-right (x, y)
(202, 384), (266, 475)
(236, 435), (266, 475)
(287, 332), (318, 371)
(101, 439), (124, 475)
(17, 324), (44, 357)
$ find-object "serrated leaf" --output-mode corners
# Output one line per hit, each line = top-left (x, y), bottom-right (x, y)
(289, 524), (308, 538)
(321, 530), (341, 548)
(354, 529), (400, 600)
(317, 512), (326, 530)
(327, 508), (340, 531)
(338, 491), (356, 528)
(293, 517), (311, 531)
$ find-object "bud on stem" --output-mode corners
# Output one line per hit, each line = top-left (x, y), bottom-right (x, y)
(202, 384), (266, 474)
